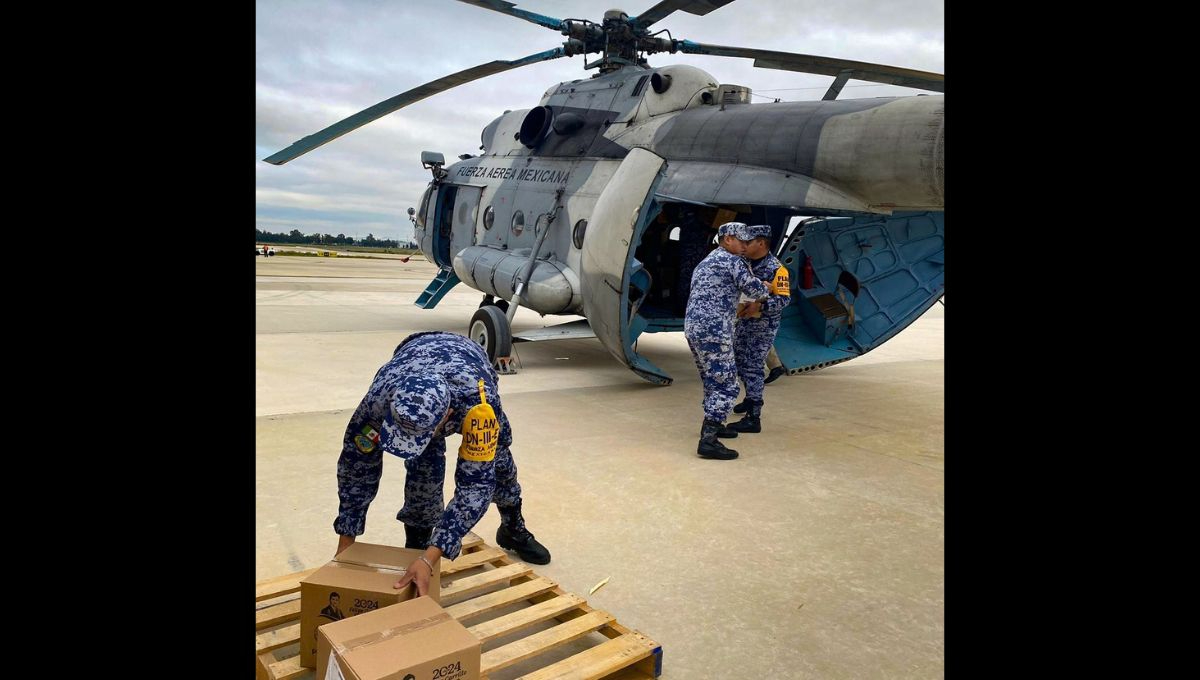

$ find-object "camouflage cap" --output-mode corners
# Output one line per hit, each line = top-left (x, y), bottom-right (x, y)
(717, 222), (748, 238)
(745, 224), (772, 240)
(380, 374), (451, 457)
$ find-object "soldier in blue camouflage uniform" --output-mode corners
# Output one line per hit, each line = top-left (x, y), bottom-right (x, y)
(334, 331), (550, 596)
(684, 222), (770, 460)
(729, 224), (792, 433)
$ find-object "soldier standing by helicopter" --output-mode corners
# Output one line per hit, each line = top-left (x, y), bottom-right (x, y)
(334, 331), (551, 597)
(728, 224), (792, 433)
(684, 222), (770, 460)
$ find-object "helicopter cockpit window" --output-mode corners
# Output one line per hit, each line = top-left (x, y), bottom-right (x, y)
(512, 210), (525, 236)
(483, 205), (495, 230)
(415, 185), (434, 229)
(573, 219), (587, 249)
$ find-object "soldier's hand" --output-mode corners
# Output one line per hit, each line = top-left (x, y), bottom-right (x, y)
(394, 553), (437, 597)
(336, 535), (355, 555)
(738, 300), (763, 318)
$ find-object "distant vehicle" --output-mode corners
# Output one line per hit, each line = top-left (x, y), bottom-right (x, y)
(257, 245), (277, 257)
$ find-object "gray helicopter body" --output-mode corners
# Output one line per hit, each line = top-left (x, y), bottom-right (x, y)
(267, 1), (944, 384)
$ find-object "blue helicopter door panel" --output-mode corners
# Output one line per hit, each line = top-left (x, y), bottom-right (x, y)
(431, 185), (457, 268)
(772, 211), (944, 372)
(579, 148), (672, 385)
(429, 184), (484, 268)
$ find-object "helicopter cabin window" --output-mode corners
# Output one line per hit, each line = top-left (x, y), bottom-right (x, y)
(573, 219), (587, 249)
(457, 200), (474, 227)
(415, 185), (434, 229)
(483, 205), (495, 230)
(512, 210), (525, 237)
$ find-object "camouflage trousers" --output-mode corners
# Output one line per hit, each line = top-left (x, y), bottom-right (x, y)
(395, 435), (525, 534)
(735, 315), (782, 402)
(686, 330), (739, 423)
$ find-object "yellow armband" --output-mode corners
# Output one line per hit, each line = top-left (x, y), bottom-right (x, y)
(459, 379), (499, 462)
(772, 266), (791, 296)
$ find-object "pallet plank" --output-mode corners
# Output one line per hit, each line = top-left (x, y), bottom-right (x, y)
(256, 568), (320, 601)
(442, 562), (532, 600)
(467, 593), (586, 643)
(444, 577), (559, 623)
(255, 623), (301, 654)
(482, 610), (615, 675)
(516, 633), (660, 680)
(256, 651), (276, 680)
(442, 547), (507, 575)
(266, 655), (307, 680)
(462, 532), (483, 551)
(256, 598), (302, 631)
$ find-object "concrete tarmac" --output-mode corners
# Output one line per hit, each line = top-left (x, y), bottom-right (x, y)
(256, 254), (944, 678)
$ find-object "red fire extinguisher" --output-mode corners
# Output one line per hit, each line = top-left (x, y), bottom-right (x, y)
(802, 256), (814, 289)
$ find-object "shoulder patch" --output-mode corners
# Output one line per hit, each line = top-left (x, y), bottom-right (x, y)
(354, 423), (380, 454)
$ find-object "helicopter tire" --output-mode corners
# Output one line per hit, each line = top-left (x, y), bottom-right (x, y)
(469, 305), (512, 362)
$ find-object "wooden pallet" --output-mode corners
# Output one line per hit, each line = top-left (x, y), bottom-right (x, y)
(256, 532), (662, 680)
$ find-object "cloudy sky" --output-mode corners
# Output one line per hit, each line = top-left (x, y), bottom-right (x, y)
(255, 0), (943, 243)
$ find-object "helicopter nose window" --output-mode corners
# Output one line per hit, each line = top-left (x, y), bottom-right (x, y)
(415, 185), (434, 229)
(483, 205), (495, 230)
(512, 210), (525, 237)
(573, 219), (588, 249)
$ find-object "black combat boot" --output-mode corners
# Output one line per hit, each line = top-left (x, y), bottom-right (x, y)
(698, 419), (739, 460)
(733, 399), (749, 414)
(496, 503), (551, 565)
(403, 524), (432, 550)
(728, 399), (762, 433)
(701, 417), (739, 438)
(764, 366), (786, 385)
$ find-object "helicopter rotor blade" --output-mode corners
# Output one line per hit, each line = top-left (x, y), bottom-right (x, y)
(454, 0), (565, 31)
(634, 0), (737, 28)
(676, 40), (944, 93)
(263, 47), (567, 165)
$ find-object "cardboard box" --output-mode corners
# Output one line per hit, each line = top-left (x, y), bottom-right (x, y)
(316, 596), (480, 680)
(300, 542), (442, 668)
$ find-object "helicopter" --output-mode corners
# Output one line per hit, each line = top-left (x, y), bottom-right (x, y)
(261, 0), (944, 385)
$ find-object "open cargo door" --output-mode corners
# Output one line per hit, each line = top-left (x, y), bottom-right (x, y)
(579, 148), (672, 384)
(773, 211), (944, 372)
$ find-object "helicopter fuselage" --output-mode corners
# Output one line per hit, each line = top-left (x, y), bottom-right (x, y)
(415, 63), (941, 310)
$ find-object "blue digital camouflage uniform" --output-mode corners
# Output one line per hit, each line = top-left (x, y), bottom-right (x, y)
(734, 246), (791, 402)
(684, 224), (770, 422)
(333, 331), (523, 561)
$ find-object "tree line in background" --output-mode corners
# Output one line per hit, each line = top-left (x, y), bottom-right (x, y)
(255, 228), (414, 249)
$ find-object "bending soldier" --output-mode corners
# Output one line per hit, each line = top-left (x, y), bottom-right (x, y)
(334, 331), (551, 596)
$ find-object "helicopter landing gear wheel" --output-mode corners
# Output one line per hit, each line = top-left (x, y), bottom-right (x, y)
(469, 305), (512, 364)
